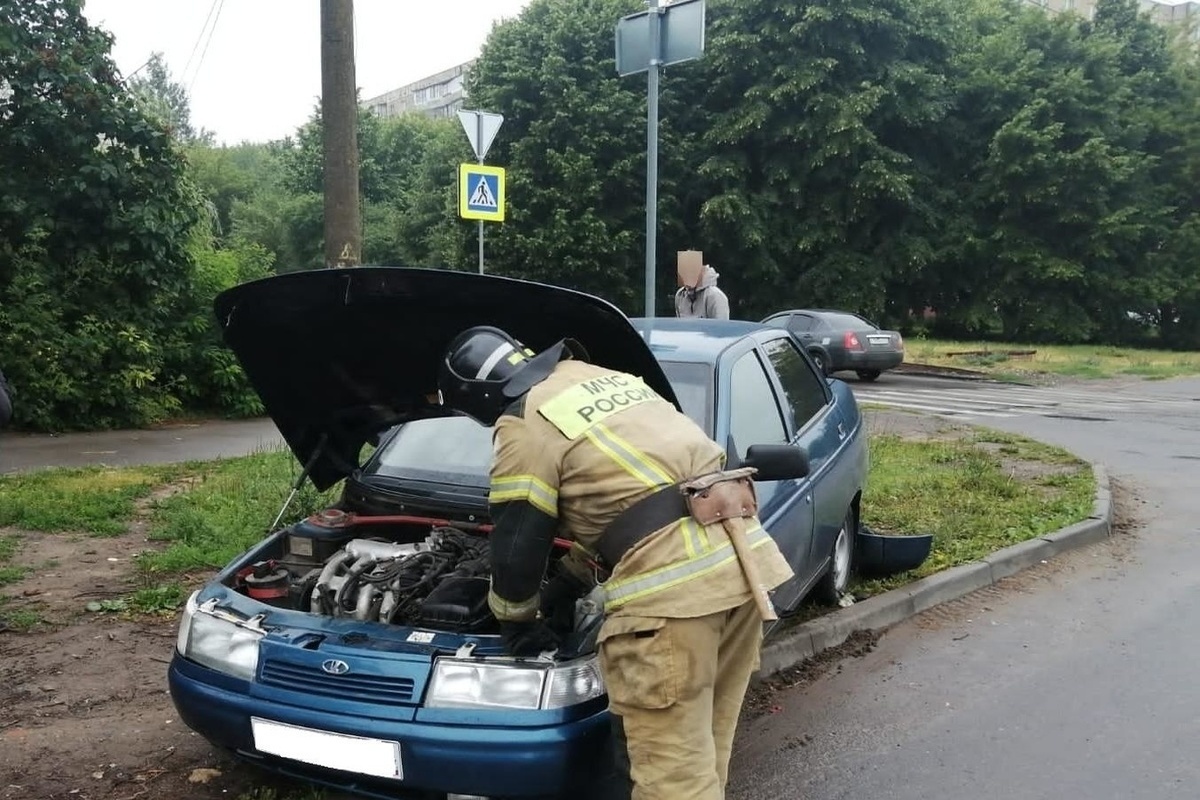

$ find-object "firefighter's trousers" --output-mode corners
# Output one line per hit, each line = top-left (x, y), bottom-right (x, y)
(598, 600), (763, 800)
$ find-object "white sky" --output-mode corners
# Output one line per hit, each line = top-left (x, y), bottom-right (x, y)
(81, 0), (533, 145)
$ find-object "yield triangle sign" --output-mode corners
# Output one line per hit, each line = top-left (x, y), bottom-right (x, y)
(457, 110), (504, 161)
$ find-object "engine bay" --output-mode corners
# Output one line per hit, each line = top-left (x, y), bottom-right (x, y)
(229, 508), (501, 634)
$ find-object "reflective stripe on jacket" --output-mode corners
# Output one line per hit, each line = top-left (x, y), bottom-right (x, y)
(487, 359), (793, 622)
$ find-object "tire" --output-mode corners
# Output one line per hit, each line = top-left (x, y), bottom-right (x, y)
(815, 507), (856, 605)
(809, 350), (829, 376)
(856, 369), (882, 382)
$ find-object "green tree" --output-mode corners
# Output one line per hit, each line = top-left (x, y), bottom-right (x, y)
(252, 105), (474, 270)
(187, 142), (277, 244)
(1144, 23), (1200, 348)
(364, 115), (472, 268)
(0, 0), (204, 429)
(695, 0), (960, 321)
(465, 0), (708, 312)
(127, 52), (213, 145)
(944, 3), (1165, 342)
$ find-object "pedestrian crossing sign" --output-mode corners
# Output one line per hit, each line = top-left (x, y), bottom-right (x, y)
(459, 163), (506, 222)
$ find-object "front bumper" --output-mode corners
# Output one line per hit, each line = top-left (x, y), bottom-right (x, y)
(169, 654), (611, 799)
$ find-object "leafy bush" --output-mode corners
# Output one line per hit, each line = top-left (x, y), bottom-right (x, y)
(161, 238), (274, 418)
(0, 233), (182, 429)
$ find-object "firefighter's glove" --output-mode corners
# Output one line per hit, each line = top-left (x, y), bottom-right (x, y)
(540, 572), (589, 631)
(500, 619), (560, 657)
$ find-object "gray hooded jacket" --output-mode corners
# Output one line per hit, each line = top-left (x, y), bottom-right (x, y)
(674, 265), (730, 320)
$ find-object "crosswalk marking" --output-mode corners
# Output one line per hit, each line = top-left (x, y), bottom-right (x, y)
(853, 396), (1018, 418)
(862, 389), (1043, 410)
(852, 381), (1194, 420)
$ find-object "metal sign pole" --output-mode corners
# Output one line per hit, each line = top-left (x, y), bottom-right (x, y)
(645, 0), (661, 317)
(458, 109), (504, 272)
(616, 0), (705, 316)
(477, 115), (485, 274)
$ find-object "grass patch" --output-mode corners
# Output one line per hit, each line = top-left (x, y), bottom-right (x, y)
(905, 338), (1200, 381)
(0, 465), (184, 535)
(130, 583), (188, 614)
(0, 423), (1092, 628)
(137, 446), (338, 580)
(0, 535), (27, 587)
(854, 427), (1093, 597)
(0, 595), (43, 630)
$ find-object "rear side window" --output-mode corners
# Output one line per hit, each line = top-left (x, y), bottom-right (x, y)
(728, 351), (788, 458)
(763, 337), (828, 433)
(789, 314), (816, 332)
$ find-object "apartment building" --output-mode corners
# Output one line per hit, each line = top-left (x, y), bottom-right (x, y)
(1024, 0), (1199, 29)
(362, 60), (474, 121)
(1144, 0), (1200, 25)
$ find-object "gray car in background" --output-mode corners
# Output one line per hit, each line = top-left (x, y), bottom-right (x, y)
(762, 309), (904, 381)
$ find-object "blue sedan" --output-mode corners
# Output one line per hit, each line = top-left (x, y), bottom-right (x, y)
(168, 268), (868, 800)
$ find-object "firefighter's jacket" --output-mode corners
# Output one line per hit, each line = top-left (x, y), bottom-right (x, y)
(487, 357), (795, 623)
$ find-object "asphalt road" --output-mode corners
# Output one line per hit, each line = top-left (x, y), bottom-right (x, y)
(729, 374), (1200, 800)
(0, 417), (284, 474)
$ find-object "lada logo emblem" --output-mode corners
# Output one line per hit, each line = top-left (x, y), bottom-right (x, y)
(321, 659), (351, 676)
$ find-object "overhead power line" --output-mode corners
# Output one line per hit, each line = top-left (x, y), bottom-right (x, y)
(186, 0), (225, 94)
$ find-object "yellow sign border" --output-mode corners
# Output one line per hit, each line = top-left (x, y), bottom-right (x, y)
(459, 163), (506, 222)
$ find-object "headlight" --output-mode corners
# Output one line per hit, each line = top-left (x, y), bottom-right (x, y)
(426, 655), (605, 711)
(542, 658), (605, 709)
(176, 591), (264, 681)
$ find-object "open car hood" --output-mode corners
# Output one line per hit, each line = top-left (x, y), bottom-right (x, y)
(214, 267), (680, 491)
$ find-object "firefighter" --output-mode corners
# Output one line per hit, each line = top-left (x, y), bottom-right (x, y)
(438, 325), (795, 800)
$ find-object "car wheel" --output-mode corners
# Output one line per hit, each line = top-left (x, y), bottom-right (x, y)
(815, 508), (856, 605)
(809, 350), (829, 375)
(856, 369), (881, 382)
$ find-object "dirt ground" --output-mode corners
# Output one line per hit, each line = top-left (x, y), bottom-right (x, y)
(0, 409), (1086, 800)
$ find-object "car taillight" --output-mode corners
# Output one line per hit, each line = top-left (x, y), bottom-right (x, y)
(844, 331), (863, 351)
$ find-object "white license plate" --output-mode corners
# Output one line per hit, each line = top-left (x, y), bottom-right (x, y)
(868, 336), (891, 346)
(251, 717), (403, 779)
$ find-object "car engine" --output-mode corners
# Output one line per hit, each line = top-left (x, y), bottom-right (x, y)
(231, 510), (499, 634)
(308, 528), (492, 629)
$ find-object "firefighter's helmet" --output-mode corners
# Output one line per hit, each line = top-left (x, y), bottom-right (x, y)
(438, 326), (536, 425)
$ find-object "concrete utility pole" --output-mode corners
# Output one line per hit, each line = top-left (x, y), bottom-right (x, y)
(320, 0), (361, 267)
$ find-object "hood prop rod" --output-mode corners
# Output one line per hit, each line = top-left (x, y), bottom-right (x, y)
(268, 433), (328, 534)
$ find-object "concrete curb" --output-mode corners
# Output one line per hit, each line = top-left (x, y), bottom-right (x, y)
(756, 463), (1112, 679)
(892, 364), (993, 382)
(890, 364), (1037, 386)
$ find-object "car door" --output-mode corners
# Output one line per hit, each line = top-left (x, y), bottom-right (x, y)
(786, 313), (817, 340)
(758, 333), (848, 611)
(719, 342), (817, 613)
(787, 313), (831, 363)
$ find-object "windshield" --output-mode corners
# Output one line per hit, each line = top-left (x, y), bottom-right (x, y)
(370, 415), (493, 482)
(368, 362), (714, 483)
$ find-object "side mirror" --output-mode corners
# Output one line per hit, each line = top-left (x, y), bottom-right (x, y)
(743, 444), (809, 482)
